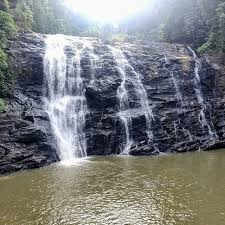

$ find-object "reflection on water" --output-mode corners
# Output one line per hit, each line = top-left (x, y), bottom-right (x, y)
(1, 151), (225, 225)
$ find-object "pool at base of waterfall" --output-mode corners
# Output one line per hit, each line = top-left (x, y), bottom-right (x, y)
(1, 150), (225, 225)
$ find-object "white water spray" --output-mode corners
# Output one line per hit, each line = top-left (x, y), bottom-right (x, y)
(164, 54), (184, 107)
(109, 46), (154, 154)
(44, 35), (90, 163)
(86, 42), (99, 84)
(188, 46), (217, 140)
(109, 46), (133, 154)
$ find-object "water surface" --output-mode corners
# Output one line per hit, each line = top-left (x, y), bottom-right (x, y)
(1, 151), (225, 225)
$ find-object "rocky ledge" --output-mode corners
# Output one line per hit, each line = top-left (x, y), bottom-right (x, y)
(1, 33), (225, 174)
(0, 34), (58, 174)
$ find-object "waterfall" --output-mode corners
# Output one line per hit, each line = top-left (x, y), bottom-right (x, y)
(164, 55), (194, 141)
(109, 46), (154, 155)
(188, 47), (217, 140)
(44, 35), (89, 163)
(108, 46), (133, 155)
(42, 36), (215, 159)
(164, 54), (184, 108)
(88, 43), (99, 84)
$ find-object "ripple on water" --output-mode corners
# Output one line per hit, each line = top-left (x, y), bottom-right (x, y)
(1, 151), (225, 225)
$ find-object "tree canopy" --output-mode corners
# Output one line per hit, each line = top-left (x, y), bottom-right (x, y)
(1, 0), (225, 51)
(0, 0), (225, 97)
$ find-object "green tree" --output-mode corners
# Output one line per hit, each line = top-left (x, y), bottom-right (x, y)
(205, 2), (225, 52)
(11, 0), (33, 32)
(0, 11), (16, 96)
(0, 10), (17, 38)
(0, 48), (9, 96)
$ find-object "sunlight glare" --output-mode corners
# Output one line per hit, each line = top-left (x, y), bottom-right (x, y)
(64, 0), (150, 23)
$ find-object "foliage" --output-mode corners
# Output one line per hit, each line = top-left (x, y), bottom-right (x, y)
(0, 49), (8, 71)
(31, 0), (73, 34)
(0, 11), (17, 49)
(0, 11), (17, 96)
(0, 98), (5, 112)
(32, 0), (58, 33)
(197, 42), (210, 54)
(2, 0), (222, 54)
(0, 49), (9, 96)
(0, 10), (17, 38)
(0, 0), (224, 82)
(148, 24), (165, 42)
(163, 0), (218, 46)
(124, 0), (224, 53)
(202, 2), (225, 53)
(11, 0), (33, 32)
(0, 0), (224, 99)
(0, 48), (14, 97)
(109, 33), (129, 42)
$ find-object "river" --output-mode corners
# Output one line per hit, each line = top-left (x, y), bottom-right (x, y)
(1, 150), (225, 225)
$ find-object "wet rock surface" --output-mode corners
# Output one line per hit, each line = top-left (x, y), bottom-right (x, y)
(0, 34), (58, 174)
(1, 33), (225, 174)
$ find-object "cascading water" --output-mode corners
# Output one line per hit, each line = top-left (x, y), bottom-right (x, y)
(131, 64), (154, 142)
(109, 46), (154, 155)
(88, 44), (99, 84)
(108, 46), (133, 155)
(42, 36), (216, 160)
(188, 47), (217, 140)
(164, 55), (194, 141)
(164, 55), (184, 108)
(44, 35), (89, 163)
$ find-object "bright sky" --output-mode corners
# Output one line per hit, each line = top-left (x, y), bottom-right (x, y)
(64, 0), (151, 23)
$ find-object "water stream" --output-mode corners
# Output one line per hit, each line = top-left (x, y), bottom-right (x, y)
(44, 35), (89, 163)
(164, 55), (193, 141)
(109, 46), (154, 154)
(108, 46), (133, 154)
(164, 54), (184, 108)
(86, 42), (99, 84)
(43, 37), (217, 159)
(188, 47), (217, 140)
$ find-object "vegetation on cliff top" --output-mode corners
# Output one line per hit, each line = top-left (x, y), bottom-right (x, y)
(0, 0), (225, 98)
(0, 10), (16, 97)
(0, 0), (224, 50)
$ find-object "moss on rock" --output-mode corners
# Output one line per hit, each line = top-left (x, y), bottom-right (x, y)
(0, 98), (5, 112)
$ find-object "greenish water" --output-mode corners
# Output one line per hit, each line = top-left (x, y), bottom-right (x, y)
(1, 151), (225, 225)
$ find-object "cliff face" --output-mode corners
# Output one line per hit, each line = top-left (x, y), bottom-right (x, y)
(0, 33), (225, 174)
(0, 34), (58, 174)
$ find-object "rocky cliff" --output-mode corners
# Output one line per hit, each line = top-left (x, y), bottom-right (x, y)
(0, 33), (225, 174)
(0, 34), (58, 174)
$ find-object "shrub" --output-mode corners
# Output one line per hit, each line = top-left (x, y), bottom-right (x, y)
(0, 11), (17, 97)
(0, 98), (5, 112)
(198, 42), (210, 54)
(0, 48), (8, 71)
(0, 10), (17, 38)
(0, 49), (10, 96)
(0, 30), (7, 48)
(11, 0), (33, 32)
(198, 3), (225, 53)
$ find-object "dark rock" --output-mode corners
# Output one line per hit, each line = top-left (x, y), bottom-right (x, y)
(1, 33), (225, 174)
(0, 33), (57, 174)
